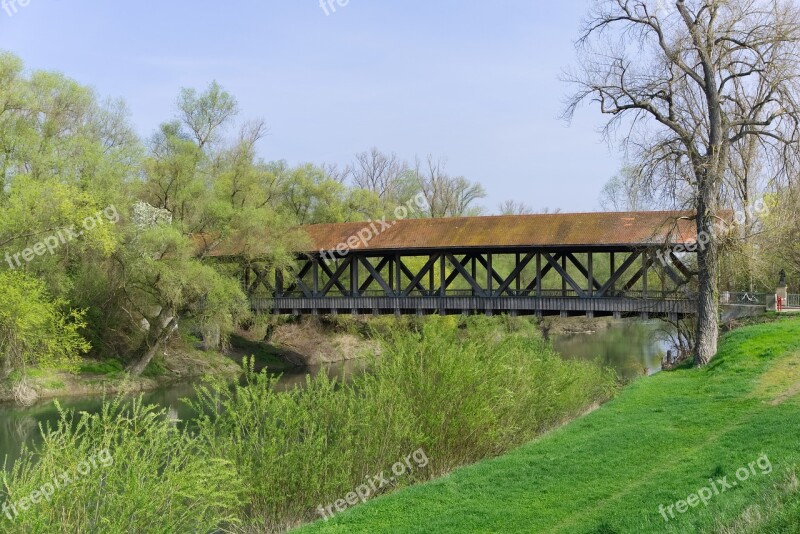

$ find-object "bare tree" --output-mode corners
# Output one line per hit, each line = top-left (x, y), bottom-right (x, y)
(414, 156), (486, 218)
(499, 200), (534, 215)
(321, 162), (352, 184)
(350, 147), (409, 200)
(565, 0), (800, 364)
(599, 167), (663, 211)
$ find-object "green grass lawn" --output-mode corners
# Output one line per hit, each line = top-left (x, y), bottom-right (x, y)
(297, 317), (800, 533)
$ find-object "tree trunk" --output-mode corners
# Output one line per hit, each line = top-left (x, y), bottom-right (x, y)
(0, 353), (11, 381)
(127, 308), (177, 376)
(694, 178), (720, 366)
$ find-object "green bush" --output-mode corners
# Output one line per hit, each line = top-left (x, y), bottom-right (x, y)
(190, 317), (617, 530)
(0, 317), (617, 532)
(1, 399), (242, 533)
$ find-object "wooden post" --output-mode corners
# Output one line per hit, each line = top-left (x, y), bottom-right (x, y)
(610, 252), (616, 295)
(389, 257), (394, 294)
(487, 254), (493, 297)
(440, 255), (446, 297)
(536, 253), (542, 298)
(516, 253), (521, 294)
(588, 252), (594, 298)
(429, 255), (435, 295)
(472, 256), (478, 296)
(312, 258), (319, 297)
(395, 253), (402, 297)
(351, 256), (359, 297)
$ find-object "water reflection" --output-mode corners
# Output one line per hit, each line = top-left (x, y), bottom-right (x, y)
(0, 321), (661, 466)
(0, 360), (364, 467)
(551, 320), (669, 379)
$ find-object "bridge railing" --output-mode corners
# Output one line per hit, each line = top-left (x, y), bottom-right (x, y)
(721, 292), (770, 306)
(787, 294), (800, 308)
(265, 289), (692, 300)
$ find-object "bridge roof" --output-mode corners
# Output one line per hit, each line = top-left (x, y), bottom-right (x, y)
(304, 211), (705, 253)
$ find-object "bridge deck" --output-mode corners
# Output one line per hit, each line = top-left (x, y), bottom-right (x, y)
(256, 293), (694, 319)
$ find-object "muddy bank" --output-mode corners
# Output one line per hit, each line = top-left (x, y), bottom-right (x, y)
(268, 317), (382, 366)
(0, 345), (242, 407)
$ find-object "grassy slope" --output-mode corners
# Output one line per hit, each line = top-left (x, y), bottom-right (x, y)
(298, 317), (800, 533)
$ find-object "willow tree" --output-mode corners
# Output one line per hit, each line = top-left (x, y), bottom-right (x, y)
(565, 0), (800, 364)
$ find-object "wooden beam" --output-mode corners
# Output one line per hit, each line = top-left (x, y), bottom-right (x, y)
(622, 253), (655, 292)
(359, 257), (393, 295)
(395, 253), (402, 296)
(595, 251), (641, 297)
(404, 255), (440, 297)
(496, 252), (535, 295)
(320, 257), (353, 296)
(474, 254), (505, 291)
(397, 257), (427, 294)
(524, 253), (561, 293)
(446, 253), (486, 297)
(536, 253), (542, 297)
(443, 255), (473, 291)
(565, 253), (603, 291)
(543, 252), (586, 297)
(359, 257), (390, 292)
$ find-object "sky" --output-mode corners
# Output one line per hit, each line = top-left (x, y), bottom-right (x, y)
(0, 0), (622, 213)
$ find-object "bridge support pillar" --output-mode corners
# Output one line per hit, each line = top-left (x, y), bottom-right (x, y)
(613, 311), (621, 320)
(640, 312), (649, 321)
(560, 311), (568, 318)
(586, 311), (594, 319)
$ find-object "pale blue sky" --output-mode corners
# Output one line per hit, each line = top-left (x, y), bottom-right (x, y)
(0, 0), (621, 212)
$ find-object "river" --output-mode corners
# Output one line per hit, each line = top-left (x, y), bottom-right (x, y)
(0, 320), (669, 466)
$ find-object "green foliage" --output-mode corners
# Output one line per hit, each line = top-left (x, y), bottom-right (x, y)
(0, 271), (89, 377)
(78, 360), (124, 377)
(189, 318), (616, 530)
(0, 399), (242, 533)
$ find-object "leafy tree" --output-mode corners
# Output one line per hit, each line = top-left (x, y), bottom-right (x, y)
(0, 271), (89, 379)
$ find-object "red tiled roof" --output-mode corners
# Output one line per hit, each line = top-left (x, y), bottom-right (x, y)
(303, 211), (707, 253)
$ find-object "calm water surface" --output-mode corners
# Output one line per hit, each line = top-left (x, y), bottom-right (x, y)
(0, 320), (667, 465)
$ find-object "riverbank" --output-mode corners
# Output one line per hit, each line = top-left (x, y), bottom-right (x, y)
(0, 331), (304, 406)
(0, 316), (618, 533)
(298, 315), (800, 533)
(0, 315), (650, 407)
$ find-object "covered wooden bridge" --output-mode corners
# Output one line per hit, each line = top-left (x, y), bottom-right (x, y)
(239, 211), (703, 319)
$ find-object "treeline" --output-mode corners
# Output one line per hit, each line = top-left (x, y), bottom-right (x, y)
(0, 52), (501, 379)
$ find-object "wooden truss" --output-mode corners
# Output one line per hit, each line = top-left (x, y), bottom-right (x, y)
(245, 248), (693, 301)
